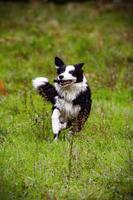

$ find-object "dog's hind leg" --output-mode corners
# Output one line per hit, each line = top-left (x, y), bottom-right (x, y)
(71, 108), (90, 134)
(52, 108), (62, 140)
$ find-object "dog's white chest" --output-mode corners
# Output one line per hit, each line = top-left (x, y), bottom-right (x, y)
(56, 98), (80, 119)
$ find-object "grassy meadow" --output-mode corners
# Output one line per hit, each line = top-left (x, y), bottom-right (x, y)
(0, 2), (133, 200)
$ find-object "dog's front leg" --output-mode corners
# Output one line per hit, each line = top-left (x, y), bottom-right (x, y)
(51, 108), (61, 140)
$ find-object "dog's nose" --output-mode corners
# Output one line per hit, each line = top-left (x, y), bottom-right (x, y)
(59, 75), (64, 80)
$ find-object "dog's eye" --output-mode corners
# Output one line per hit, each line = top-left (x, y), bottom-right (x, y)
(57, 67), (65, 75)
(69, 70), (74, 75)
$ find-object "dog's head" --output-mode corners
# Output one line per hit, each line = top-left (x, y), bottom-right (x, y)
(54, 57), (84, 87)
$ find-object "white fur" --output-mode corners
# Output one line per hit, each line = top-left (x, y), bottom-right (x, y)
(32, 77), (48, 89)
(33, 73), (88, 140)
(51, 101), (79, 139)
(55, 98), (81, 120)
(55, 76), (87, 102)
(53, 76), (87, 125)
(57, 65), (76, 82)
(51, 108), (61, 135)
(51, 108), (68, 138)
(61, 122), (67, 129)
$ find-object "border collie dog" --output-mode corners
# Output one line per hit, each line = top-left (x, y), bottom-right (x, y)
(32, 57), (92, 140)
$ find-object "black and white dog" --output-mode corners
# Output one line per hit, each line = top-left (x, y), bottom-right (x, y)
(32, 57), (92, 140)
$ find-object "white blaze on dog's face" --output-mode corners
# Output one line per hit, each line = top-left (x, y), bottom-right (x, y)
(55, 57), (84, 87)
(58, 65), (76, 86)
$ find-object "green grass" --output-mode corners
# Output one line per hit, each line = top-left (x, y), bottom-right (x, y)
(0, 2), (133, 200)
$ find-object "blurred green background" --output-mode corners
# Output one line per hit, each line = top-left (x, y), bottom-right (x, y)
(0, 1), (133, 200)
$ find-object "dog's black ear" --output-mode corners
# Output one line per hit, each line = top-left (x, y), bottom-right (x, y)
(55, 57), (64, 68)
(75, 63), (84, 70)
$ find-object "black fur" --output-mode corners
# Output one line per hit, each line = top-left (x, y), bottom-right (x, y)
(73, 65), (84, 83)
(73, 86), (91, 108)
(72, 86), (92, 132)
(33, 57), (92, 139)
(56, 58), (84, 83)
(38, 83), (58, 104)
(57, 66), (66, 75)
(55, 57), (64, 67)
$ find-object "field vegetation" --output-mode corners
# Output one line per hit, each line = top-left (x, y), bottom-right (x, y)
(0, 2), (133, 199)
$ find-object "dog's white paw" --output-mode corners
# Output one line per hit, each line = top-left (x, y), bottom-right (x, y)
(32, 77), (48, 89)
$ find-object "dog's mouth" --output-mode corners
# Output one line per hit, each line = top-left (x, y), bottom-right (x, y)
(54, 79), (74, 86)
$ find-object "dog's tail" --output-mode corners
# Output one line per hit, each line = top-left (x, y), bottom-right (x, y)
(32, 77), (58, 104)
